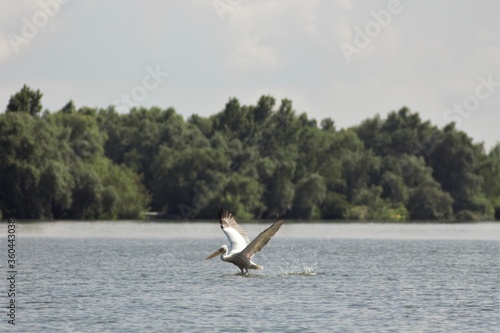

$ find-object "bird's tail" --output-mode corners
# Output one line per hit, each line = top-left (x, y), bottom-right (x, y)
(251, 264), (263, 270)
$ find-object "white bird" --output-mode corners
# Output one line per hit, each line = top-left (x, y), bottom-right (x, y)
(206, 209), (285, 274)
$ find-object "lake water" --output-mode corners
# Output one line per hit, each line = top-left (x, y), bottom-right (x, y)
(2, 221), (500, 332)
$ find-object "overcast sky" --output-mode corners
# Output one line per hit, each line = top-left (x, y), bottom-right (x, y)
(1, 0), (499, 149)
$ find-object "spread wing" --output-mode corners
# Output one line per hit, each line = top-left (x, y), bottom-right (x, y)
(218, 209), (250, 254)
(241, 218), (284, 259)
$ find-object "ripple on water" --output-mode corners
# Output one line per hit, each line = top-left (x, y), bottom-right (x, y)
(14, 232), (500, 333)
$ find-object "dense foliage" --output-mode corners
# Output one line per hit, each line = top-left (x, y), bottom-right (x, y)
(1, 85), (499, 221)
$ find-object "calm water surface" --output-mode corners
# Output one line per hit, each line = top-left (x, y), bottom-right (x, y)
(2, 222), (499, 332)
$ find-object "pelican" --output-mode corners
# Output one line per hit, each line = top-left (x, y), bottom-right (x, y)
(206, 209), (285, 274)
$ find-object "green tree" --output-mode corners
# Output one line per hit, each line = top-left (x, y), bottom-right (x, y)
(39, 161), (73, 218)
(292, 173), (326, 219)
(69, 167), (103, 219)
(340, 146), (380, 203)
(408, 184), (454, 220)
(1, 86), (497, 222)
(428, 124), (488, 219)
(219, 173), (265, 219)
(151, 146), (230, 218)
(477, 143), (500, 219)
(0, 113), (47, 218)
(6, 85), (43, 116)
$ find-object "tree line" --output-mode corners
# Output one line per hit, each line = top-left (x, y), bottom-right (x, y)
(1, 85), (499, 221)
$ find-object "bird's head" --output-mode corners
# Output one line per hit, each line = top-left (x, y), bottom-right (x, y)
(206, 245), (228, 260)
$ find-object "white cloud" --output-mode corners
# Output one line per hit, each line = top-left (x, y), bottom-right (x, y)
(231, 34), (279, 72)
(335, 0), (354, 11)
(337, 21), (353, 41)
(477, 27), (496, 42)
(0, 0), (498, 149)
(0, 35), (12, 62)
(224, 0), (322, 73)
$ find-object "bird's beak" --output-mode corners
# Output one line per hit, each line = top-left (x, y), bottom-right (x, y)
(206, 247), (224, 260)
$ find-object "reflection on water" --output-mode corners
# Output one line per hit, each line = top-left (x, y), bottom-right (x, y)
(14, 221), (500, 240)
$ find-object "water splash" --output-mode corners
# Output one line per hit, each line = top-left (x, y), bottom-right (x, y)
(278, 247), (319, 276)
